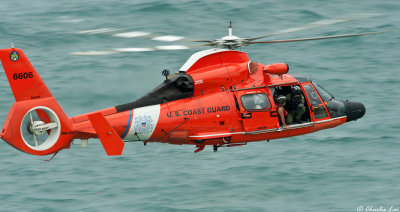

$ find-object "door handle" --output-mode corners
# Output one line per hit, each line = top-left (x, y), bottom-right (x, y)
(241, 113), (252, 119)
(270, 111), (278, 117)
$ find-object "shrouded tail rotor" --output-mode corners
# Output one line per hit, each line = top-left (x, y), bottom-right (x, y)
(20, 107), (61, 151)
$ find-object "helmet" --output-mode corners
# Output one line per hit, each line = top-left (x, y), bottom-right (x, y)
(276, 95), (287, 106)
(291, 86), (301, 94)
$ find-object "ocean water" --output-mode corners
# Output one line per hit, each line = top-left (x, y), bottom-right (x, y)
(0, 0), (399, 211)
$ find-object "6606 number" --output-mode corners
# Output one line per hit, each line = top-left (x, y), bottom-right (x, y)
(13, 72), (33, 80)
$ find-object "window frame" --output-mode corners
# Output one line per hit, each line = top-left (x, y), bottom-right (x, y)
(302, 84), (329, 120)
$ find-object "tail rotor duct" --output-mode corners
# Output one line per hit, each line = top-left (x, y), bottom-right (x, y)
(20, 106), (61, 151)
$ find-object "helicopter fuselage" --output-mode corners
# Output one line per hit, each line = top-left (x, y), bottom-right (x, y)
(0, 48), (365, 155)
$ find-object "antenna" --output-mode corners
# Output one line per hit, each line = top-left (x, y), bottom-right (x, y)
(162, 69), (170, 81)
(228, 21), (233, 36)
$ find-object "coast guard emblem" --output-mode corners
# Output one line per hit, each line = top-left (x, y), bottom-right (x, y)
(10, 51), (19, 61)
(134, 115), (154, 134)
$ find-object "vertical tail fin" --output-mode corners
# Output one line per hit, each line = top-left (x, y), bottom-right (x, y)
(0, 48), (52, 102)
(0, 48), (73, 155)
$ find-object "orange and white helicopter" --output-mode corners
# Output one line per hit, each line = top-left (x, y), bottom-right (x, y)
(1, 15), (375, 157)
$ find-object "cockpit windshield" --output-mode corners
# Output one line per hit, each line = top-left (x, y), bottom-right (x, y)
(312, 82), (334, 102)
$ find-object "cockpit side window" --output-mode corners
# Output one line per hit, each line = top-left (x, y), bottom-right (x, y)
(240, 93), (270, 111)
(312, 82), (334, 102)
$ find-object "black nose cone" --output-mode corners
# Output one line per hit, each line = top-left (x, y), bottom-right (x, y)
(343, 101), (366, 122)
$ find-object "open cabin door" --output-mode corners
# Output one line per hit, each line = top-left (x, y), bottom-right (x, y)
(234, 88), (279, 132)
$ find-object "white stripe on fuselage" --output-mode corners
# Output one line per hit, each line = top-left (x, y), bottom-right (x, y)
(124, 104), (160, 141)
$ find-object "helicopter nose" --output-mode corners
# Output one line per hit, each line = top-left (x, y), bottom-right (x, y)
(343, 101), (366, 122)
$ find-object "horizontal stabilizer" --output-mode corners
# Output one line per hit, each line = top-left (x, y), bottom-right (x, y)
(88, 112), (124, 156)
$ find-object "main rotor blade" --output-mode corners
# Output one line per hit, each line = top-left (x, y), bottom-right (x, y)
(75, 28), (208, 43)
(75, 28), (122, 34)
(247, 13), (381, 42)
(248, 31), (383, 44)
(69, 51), (118, 56)
(69, 44), (208, 55)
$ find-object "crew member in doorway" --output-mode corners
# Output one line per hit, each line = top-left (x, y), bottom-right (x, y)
(285, 86), (305, 124)
(276, 95), (288, 129)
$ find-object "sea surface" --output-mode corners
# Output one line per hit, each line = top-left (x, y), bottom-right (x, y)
(0, 1), (399, 211)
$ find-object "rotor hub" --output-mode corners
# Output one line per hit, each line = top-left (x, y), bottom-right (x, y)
(30, 121), (47, 135)
(213, 36), (246, 49)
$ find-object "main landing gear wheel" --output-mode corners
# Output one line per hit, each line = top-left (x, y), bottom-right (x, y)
(20, 106), (61, 151)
